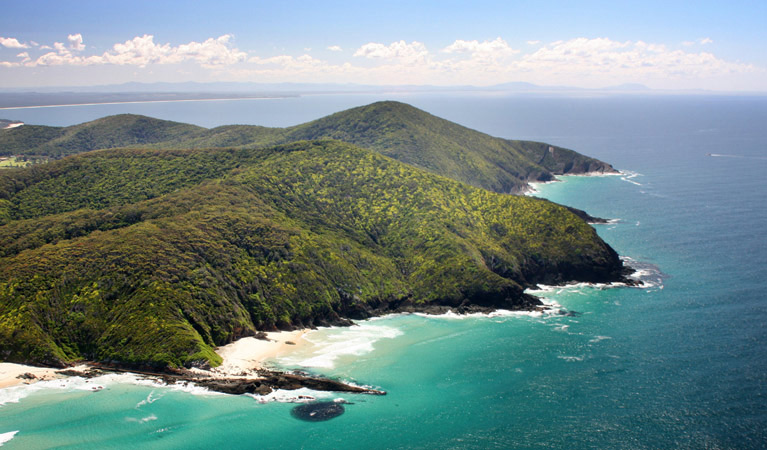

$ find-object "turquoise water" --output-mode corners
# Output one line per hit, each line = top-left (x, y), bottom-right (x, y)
(1, 95), (766, 449)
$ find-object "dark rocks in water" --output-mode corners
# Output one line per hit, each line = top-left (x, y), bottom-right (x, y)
(291, 401), (345, 422)
(562, 205), (609, 224)
(57, 368), (104, 378)
(85, 363), (386, 397)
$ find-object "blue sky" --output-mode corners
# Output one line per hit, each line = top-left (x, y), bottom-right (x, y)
(1, 0), (765, 91)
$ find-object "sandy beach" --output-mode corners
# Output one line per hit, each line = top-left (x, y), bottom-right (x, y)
(210, 329), (308, 377)
(0, 330), (309, 389)
(0, 363), (68, 389)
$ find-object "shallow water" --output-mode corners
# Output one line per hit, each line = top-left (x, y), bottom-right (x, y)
(1, 94), (765, 449)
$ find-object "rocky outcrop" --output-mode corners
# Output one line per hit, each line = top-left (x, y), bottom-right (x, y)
(59, 364), (386, 397)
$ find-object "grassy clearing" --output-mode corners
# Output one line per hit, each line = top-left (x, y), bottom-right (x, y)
(0, 156), (36, 169)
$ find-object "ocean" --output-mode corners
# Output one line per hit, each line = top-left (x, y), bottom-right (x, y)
(1, 93), (766, 449)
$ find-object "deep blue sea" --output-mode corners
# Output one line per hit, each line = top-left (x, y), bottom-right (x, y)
(1, 93), (766, 449)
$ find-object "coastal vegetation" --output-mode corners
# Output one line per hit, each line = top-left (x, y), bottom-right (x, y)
(0, 155), (44, 169)
(0, 101), (616, 192)
(0, 139), (624, 369)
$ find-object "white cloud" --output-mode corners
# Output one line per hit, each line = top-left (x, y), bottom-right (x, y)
(684, 37), (714, 47)
(516, 37), (752, 85)
(68, 34), (86, 51)
(0, 34), (761, 91)
(173, 35), (247, 67)
(443, 37), (517, 57)
(15, 34), (247, 68)
(53, 42), (70, 54)
(353, 40), (428, 62)
(0, 37), (28, 49)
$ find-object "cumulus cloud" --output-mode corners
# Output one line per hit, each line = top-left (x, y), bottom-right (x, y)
(354, 40), (428, 62)
(443, 37), (517, 56)
(0, 34), (760, 90)
(526, 40), (541, 46)
(516, 37), (751, 83)
(12, 34), (247, 68)
(68, 34), (86, 51)
(0, 37), (28, 49)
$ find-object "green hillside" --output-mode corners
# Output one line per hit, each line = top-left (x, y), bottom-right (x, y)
(283, 102), (617, 192)
(0, 141), (624, 368)
(1, 102), (616, 192)
(0, 114), (204, 158)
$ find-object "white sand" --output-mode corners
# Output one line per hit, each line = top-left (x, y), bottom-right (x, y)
(209, 330), (308, 377)
(0, 363), (62, 389)
(0, 331), (308, 388)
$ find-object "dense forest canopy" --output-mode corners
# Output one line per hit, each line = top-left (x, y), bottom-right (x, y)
(0, 102), (625, 369)
(0, 101), (616, 193)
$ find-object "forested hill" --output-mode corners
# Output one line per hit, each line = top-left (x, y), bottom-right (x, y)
(0, 140), (625, 368)
(0, 101), (616, 193)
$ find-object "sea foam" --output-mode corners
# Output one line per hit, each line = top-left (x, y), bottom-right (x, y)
(621, 256), (666, 290)
(246, 387), (333, 404)
(0, 371), (223, 408)
(413, 308), (555, 320)
(620, 170), (643, 186)
(276, 323), (403, 369)
(0, 374), (114, 407)
(0, 431), (18, 447)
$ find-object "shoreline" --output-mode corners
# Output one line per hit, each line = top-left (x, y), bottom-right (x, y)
(207, 329), (309, 377)
(0, 328), (385, 398)
(0, 363), (63, 389)
(0, 270), (642, 394)
(0, 95), (290, 111)
(0, 278), (644, 397)
(1, 271), (641, 393)
(525, 171), (622, 195)
(0, 330), (309, 390)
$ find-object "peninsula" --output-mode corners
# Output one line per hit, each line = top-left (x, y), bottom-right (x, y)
(0, 102), (631, 388)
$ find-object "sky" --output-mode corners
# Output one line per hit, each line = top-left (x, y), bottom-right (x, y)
(1, 0), (765, 91)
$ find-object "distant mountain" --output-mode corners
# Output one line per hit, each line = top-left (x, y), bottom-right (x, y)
(0, 81), (652, 95)
(0, 101), (617, 192)
(0, 140), (626, 368)
(601, 83), (651, 91)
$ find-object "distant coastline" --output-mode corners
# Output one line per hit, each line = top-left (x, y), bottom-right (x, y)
(0, 95), (289, 111)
